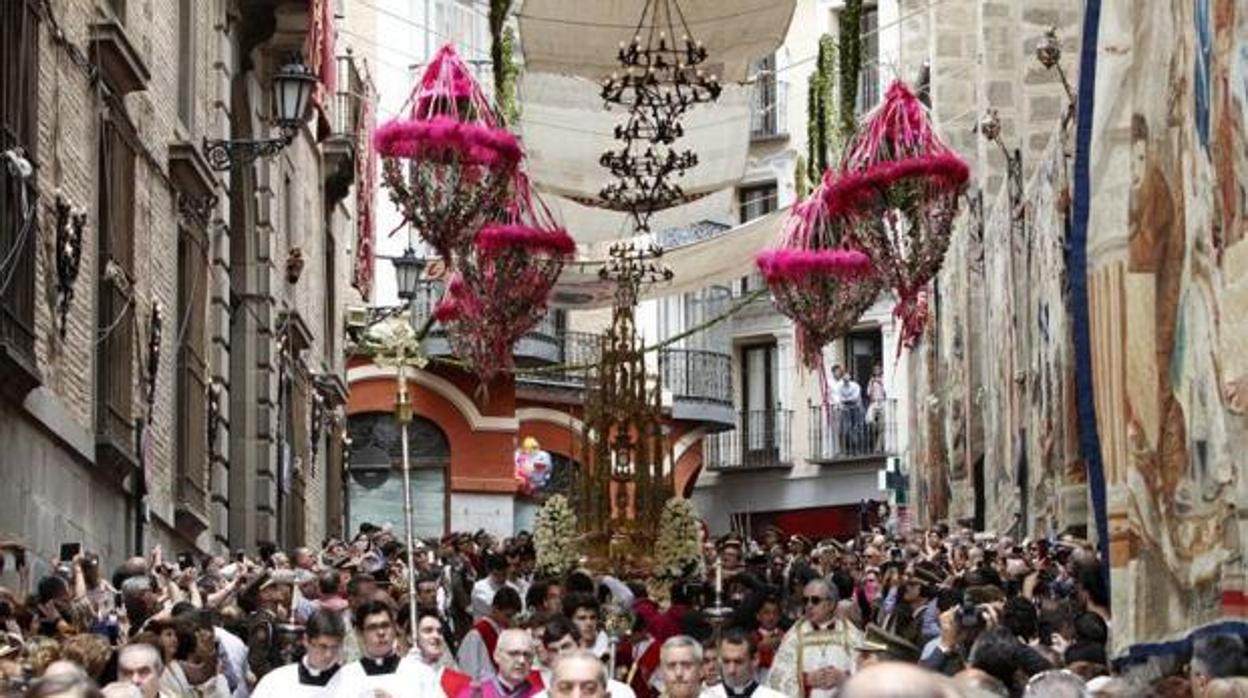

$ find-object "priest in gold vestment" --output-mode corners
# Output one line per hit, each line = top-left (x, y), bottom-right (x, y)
(767, 579), (862, 697)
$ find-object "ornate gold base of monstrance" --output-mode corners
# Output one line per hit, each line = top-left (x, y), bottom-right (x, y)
(573, 242), (674, 578)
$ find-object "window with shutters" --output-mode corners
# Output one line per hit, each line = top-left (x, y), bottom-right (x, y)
(857, 5), (880, 116)
(286, 368), (310, 547)
(176, 224), (209, 520)
(0, 0), (40, 396)
(105, 0), (125, 23)
(96, 101), (138, 456)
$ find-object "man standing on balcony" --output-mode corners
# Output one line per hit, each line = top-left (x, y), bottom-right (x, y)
(830, 365), (864, 453)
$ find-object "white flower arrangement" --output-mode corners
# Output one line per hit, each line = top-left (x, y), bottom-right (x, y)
(359, 317), (427, 368)
(653, 497), (705, 583)
(534, 494), (580, 578)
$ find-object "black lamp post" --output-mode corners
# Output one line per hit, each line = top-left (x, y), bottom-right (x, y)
(203, 57), (317, 171)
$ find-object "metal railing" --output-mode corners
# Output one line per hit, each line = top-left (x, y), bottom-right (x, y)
(659, 348), (733, 406)
(330, 52), (365, 138)
(704, 409), (793, 469)
(809, 398), (897, 462)
(517, 330), (602, 387)
(750, 79), (788, 140)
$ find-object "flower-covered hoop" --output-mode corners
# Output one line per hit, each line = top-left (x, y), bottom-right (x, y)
(437, 173), (576, 383)
(755, 187), (884, 378)
(831, 80), (971, 351)
(375, 43), (521, 263)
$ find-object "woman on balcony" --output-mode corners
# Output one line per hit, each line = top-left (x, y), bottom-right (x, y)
(865, 363), (886, 451)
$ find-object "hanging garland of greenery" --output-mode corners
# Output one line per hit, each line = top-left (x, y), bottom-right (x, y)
(807, 33), (837, 183)
(837, 0), (865, 138)
(795, 155), (809, 200)
(499, 27), (521, 125)
(487, 1), (522, 126)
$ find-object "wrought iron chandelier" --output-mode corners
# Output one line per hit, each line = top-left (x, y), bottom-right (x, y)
(599, 0), (721, 232)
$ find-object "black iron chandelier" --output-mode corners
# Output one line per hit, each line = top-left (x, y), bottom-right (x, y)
(599, 0), (721, 232)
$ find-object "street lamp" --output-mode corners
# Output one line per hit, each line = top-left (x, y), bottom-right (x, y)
(392, 248), (426, 301)
(203, 57), (318, 171)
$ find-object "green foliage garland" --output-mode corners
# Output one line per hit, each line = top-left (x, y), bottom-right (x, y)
(807, 34), (837, 183)
(837, 0), (864, 138)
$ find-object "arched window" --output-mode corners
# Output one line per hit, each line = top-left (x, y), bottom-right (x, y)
(346, 412), (449, 538)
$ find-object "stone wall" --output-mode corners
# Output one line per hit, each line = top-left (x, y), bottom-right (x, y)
(897, 0), (1084, 534)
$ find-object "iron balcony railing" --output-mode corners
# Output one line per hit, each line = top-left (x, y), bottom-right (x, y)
(659, 348), (733, 407)
(704, 409), (793, 469)
(518, 330), (603, 387)
(330, 52), (365, 139)
(750, 79), (788, 140)
(809, 398), (898, 462)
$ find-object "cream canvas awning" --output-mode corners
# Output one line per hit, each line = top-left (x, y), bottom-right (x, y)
(550, 206), (790, 309)
(514, 0), (796, 243)
(516, 0), (797, 83)
(517, 73), (752, 241)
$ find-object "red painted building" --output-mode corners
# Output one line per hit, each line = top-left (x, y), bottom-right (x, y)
(342, 308), (731, 538)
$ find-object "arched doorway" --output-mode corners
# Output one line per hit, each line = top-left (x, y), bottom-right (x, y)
(346, 413), (449, 538)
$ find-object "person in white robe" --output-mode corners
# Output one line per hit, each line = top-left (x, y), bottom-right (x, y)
(251, 610), (344, 698)
(326, 599), (439, 697)
(768, 579), (862, 698)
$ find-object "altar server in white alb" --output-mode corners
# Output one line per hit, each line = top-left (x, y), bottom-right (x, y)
(250, 609), (345, 697)
(326, 598), (440, 697)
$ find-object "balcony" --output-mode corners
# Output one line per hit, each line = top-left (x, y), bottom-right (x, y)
(808, 399), (898, 464)
(513, 311), (563, 365)
(750, 79), (787, 142)
(323, 52), (365, 208)
(659, 348), (736, 430)
(516, 330), (602, 392)
(704, 409), (793, 470)
(405, 280), (567, 366)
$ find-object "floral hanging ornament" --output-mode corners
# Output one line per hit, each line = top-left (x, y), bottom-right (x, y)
(434, 173), (575, 383)
(755, 177), (882, 382)
(374, 43), (522, 263)
(828, 80), (970, 351)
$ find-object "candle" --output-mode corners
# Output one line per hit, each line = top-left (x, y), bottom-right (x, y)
(715, 559), (723, 597)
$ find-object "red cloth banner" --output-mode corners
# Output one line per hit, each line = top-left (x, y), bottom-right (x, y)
(305, 0), (337, 138)
(352, 94), (376, 299)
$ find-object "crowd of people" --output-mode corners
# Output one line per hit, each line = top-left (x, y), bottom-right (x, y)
(0, 521), (1245, 697)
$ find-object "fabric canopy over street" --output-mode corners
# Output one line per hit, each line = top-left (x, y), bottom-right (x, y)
(514, 0), (796, 243)
(518, 73), (752, 243)
(516, 0), (797, 83)
(549, 206), (790, 309)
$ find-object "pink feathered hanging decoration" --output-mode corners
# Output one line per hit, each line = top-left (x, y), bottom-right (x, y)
(754, 174), (883, 380)
(438, 173), (575, 383)
(374, 44), (521, 263)
(829, 81), (970, 351)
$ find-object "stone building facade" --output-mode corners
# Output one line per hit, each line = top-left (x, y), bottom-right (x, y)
(889, 0), (1086, 536)
(0, 0), (371, 576)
